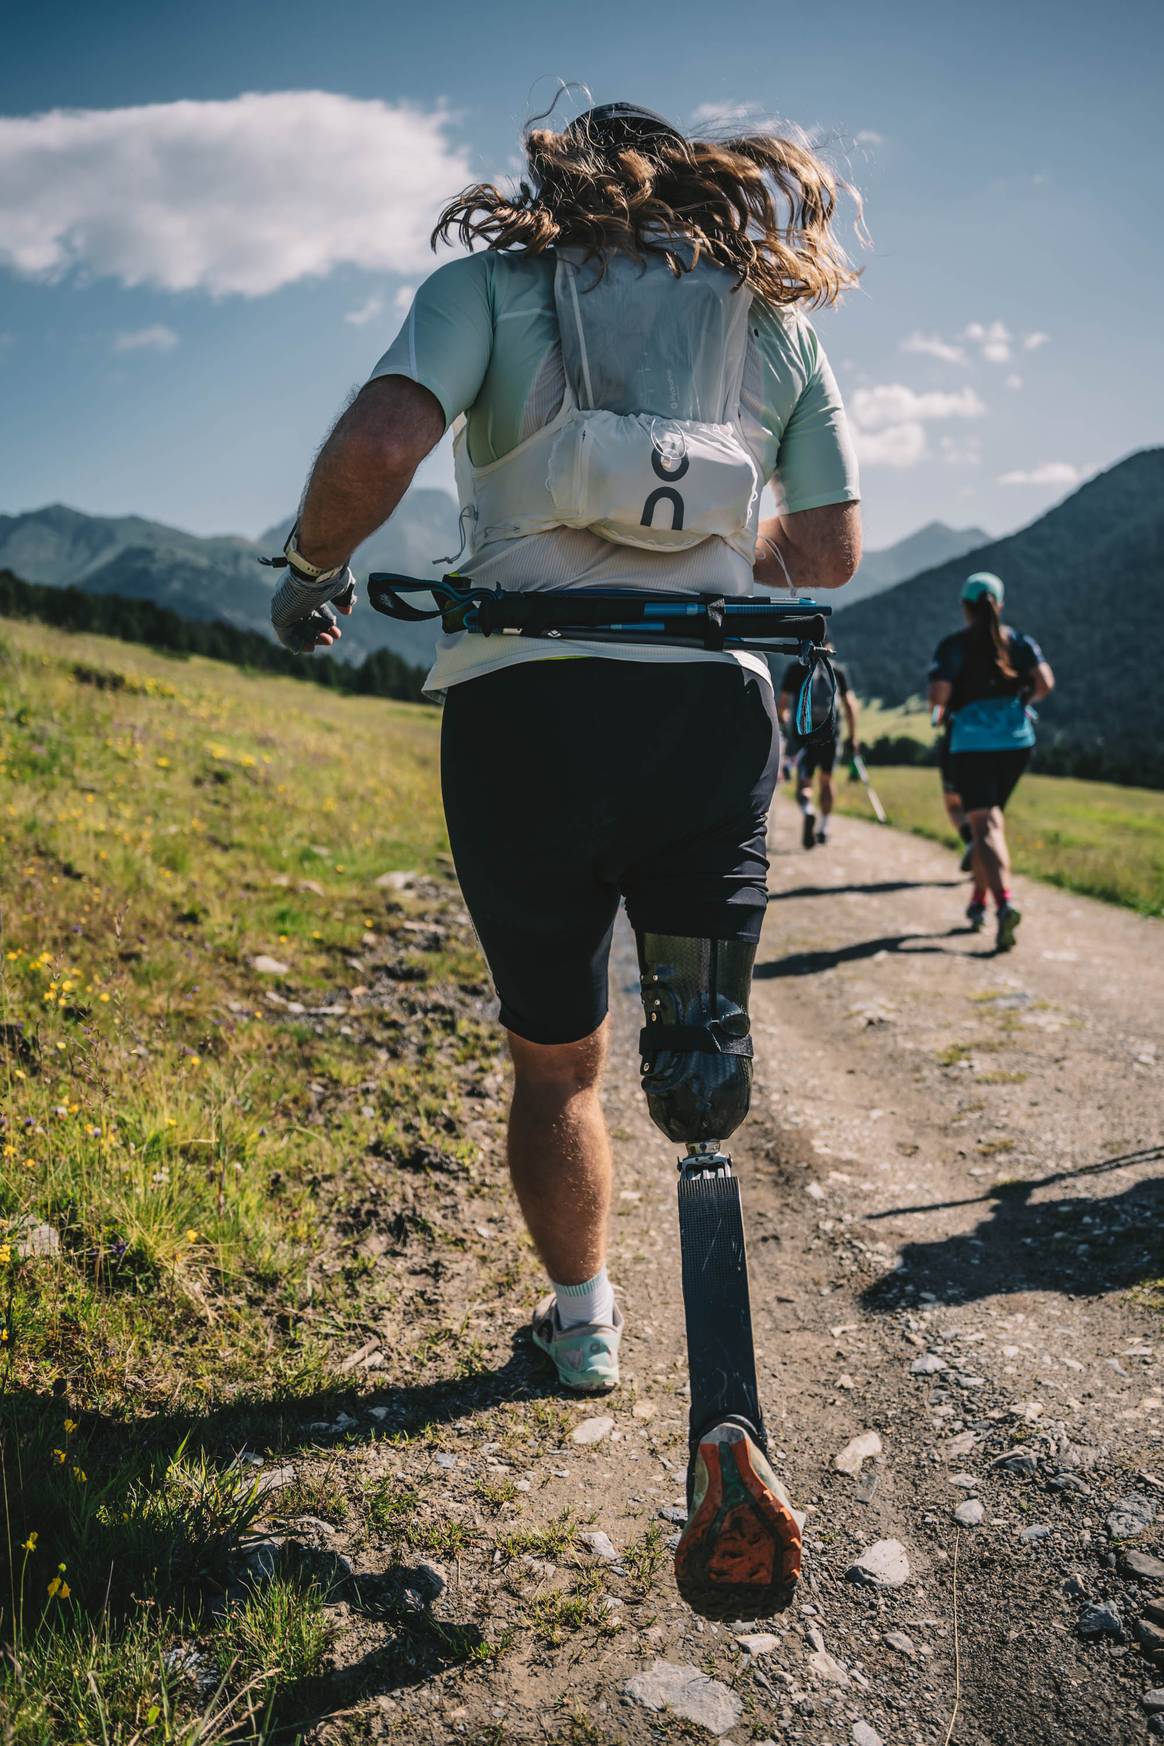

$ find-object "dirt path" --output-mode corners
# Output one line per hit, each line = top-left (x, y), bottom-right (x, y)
(289, 804), (1164, 1746)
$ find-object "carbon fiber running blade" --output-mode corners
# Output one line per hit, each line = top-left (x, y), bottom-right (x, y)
(678, 1171), (765, 1450)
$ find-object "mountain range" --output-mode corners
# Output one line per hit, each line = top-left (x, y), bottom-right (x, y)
(842, 520), (989, 606)
(832, 446), (1164, 771)
(0, 498), (989, 675)
(0, 493), (461, 671)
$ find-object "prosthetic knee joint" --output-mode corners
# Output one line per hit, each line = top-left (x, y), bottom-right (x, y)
(636, 934), (766, 1450)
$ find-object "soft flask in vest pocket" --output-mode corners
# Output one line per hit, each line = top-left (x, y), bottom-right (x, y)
(546, 410), (760, 554)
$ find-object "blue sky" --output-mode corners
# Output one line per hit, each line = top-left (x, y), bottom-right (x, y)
(1, 0), (1161, 548)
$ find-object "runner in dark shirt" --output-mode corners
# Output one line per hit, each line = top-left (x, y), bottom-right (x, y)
(778, 659), (860, 849)
(928, 572), (1054, 951)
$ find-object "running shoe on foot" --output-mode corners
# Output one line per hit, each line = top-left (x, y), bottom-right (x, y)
(959, 844), (975, 873)
(996, 902), (1022, 953)
(801, 809), (816, 850)
(815, 827), (829, 846)
(531, 1293), (622, 1394)
(966, 900), (987, 932)
(674, 1420), (801, 1620)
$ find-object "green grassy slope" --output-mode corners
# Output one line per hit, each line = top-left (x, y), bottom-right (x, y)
(0, 618), (520, 1740)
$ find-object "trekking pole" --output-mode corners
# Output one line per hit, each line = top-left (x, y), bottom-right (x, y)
(849, 752), (889, 824)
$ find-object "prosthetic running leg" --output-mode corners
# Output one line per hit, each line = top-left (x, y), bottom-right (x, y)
(637, 933), (801, 1620)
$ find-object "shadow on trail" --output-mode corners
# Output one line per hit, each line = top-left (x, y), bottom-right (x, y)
(861, 1145), (1164, 1311)
(2, 1335), (556, 1736)
(60, 1330), (560, 1462)
(771, 878), (965, 901)
(756, 929), (973, 978)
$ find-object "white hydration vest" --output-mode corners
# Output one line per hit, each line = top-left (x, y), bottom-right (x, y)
(452, 248), (763, 565)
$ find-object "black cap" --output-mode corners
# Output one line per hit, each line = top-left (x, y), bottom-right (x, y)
(565, 102), (685, 147)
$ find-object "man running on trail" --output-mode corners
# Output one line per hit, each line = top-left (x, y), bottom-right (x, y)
(267, 101), (861, 1617)
(928, 572), (1054, 951)
(778, 656), (860, 848)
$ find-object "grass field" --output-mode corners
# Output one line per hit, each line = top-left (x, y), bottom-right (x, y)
(827, 763), (1164, 915)
(0, 617), (532, 1742)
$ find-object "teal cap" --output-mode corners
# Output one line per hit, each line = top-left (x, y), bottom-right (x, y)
(961, 571), (1004, 606)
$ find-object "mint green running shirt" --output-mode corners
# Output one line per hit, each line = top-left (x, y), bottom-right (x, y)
(370, 251), (859, 511)
(368, 250), (859, 693)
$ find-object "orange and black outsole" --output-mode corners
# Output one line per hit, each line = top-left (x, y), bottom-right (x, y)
(674, 1434), (802, 1621)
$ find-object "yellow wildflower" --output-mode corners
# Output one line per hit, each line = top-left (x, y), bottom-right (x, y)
(21, 1532), (37, 1552)
(52, 1448), (67, 1464)
(0, 1246), (10, 1264)
(185, 1229), (199, 1244)
(63, 1418), (77, 1435)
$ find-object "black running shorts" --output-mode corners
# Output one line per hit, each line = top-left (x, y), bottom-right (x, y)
(949, 747), (1031, 813)
(796, 737), (838, 780)
(441, 659), (780, 1044)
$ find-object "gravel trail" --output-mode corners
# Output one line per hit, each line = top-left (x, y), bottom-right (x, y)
(294, 804), (1164, 1744)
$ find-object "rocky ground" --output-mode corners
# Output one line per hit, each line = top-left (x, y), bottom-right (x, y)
(225, 804), (1164, 1745)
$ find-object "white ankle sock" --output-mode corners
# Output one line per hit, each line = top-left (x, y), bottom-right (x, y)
(553, 1266), (615, 1329)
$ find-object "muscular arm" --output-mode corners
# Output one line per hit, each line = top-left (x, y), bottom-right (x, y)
(295, 375), (446, 571)
(928, 678), (953, 715)
(753, 502), (862, 592)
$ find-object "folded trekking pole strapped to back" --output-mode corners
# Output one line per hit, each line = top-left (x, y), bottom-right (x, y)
(367, 573), (836, 737)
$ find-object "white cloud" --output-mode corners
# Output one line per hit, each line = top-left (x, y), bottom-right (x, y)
(854, 129), (885, 147)
(964, 319), (1011, 363)
(1004, 372), (1023, 390)
(1023, 331), (1050, 351)
(392, 284), (416, 315)
(854, 421), (927, 469)
(691, 101), (754, 125)
(900, 331), (966, 365)
(113, 323), (178, 352)
(850, 383), (986, 431)
(0, 92), (473, 297)
(997, 461), (1081, 487)
(850, 382), (986, 471)
(345, 293), (385, 328)
(939, 434), (982, 466)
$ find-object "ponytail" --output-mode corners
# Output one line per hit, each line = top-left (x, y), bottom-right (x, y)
(962, 592), (1017, 695)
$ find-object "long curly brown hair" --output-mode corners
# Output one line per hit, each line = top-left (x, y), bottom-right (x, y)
(432, 105), (862, 308)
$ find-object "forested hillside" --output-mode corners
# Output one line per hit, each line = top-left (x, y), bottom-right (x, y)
(834, 448), (1164, 783)
(0, 568), (427, 702)
(0, 494), (461, 669)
